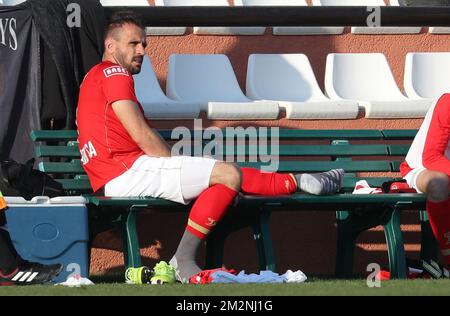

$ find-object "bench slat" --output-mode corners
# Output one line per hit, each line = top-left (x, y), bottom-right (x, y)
(57, 179), (92, 191)
(54, 177), (395, 193)
(225, 129), (384, 140)
(31, 129), (386, 142)
(239, 193), (426, 208)
(40, 160), (395, 173)
(221, 145), (389, 156)
(36, 144), (392, 158)
(87, 193), (426, 208)
(391, 161), (403, 172)
(382, 130), (417, 140)
(239, 161), (393, 172)
(38, 161), (84, 173)
(87, 196), (184, 207)
(54, 177), (393, 193)
(388, 145), (411, 156)
(36, 146), (80, 158)
(31, 130), (79, 141)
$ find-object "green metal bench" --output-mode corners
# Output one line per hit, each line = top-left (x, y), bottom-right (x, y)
(31, 128), (437, 279)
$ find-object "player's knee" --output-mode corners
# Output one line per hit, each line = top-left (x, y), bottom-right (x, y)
(223, 163), (242, 191)
(426, 174), (449, 202)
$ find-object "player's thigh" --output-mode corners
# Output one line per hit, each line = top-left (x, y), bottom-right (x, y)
(179, 156), (218, 201)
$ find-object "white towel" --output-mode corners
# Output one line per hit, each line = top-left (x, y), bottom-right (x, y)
(352, 180), (383, 194)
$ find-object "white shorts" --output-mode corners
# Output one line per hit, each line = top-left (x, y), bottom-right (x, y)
(104, 155), (217, 205)
(403, 167), (426, 194)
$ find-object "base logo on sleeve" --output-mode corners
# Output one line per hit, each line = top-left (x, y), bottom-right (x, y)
(103, 66), (129, 78)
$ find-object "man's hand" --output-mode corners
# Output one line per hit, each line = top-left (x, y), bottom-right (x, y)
(112, 100), (171, 157)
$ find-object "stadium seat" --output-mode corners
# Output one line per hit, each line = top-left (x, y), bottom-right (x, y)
(315, 0), (421, 34)
(325, 53), (431, 118)
(388, 0), (405, 5)
(159, 0), (263, 35)
(133, 55), (201, 119)
(235, 0), (343, 36)
(404, 52), (450, 100)
(2, 0), (26, 4)
(246, 54), (359, 119)
(100, 0), (149, 6)
(391, 0), (449, 34)
(167, 54), (280, 120)
(232, 0), (269, 35)
(428, 27), (450, 34)
(100, 0), (186, 36)
(151, 0), (187, 35)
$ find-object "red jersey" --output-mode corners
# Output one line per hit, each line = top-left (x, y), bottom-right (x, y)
(401, 93), (450, 177)
(76, 61), (145, 192)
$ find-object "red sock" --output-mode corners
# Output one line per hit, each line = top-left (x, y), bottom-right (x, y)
(186, 184), (237, 240)
(240, 167), (296, 196)
(426, 200), (450, 265)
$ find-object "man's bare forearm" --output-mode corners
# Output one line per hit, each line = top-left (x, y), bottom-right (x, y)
(112, 100), (172, 157)
(137, 128), (171, 157)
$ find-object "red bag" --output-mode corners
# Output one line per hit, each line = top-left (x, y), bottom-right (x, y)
(382, 179), (417, 193)
(388, 182), (417, 193)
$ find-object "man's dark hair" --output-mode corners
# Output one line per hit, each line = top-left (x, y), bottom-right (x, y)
(105, 11), (144, 38)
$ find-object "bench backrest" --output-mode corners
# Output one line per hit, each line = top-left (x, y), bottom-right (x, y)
(31, 129), (417, 195)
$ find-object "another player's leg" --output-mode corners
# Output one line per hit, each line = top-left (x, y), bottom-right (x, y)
(416, 170), (450, 276)
(0, 215), (63, 286)
(240, 167), (344, 196)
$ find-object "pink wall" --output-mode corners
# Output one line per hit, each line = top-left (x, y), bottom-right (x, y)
(89, 7), (450, 278)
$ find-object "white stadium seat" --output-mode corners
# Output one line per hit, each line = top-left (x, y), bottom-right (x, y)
(404, 52), (450, 100)
(159, 0), (263, 35)
(133, 55), (201, 119)
(235, 0), (344, 36)
(325, 53), (431, 118)
(246, 54), (359, 119)
(389, 0), (404, 5)
(151, 0), (187, 35)
(314, 0), (421, 35)
(2, 0), (27, 4)
(100, 0), (149, 6)
(100, 0), (186, 36)
(167, 54), (279, 120)
(428, 27), (450, 34)
(390, 0), (449, 34)
(231, 0), (270, 35)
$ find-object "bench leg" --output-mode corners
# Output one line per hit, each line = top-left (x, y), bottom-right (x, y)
(419, 210), (439, 262)
(383, 208), (407, 279)
(335, 211), (358, 279)
(119, 210), (142, 268)
(251, 209), (276, 272)
(336, 208), (397, 279)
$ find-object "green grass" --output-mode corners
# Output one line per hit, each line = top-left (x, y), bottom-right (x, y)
(0, 279), (449, 296)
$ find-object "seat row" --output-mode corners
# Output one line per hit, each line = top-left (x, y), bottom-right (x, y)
(135, 52), (449, 120)
(0, 0), (25, 5)
(3, 0), (448, 34)
(98, 0), (447, 36)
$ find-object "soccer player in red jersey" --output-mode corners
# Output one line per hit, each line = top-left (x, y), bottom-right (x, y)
(401, 95), (450, 276)
(76, 12), (344, 283)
